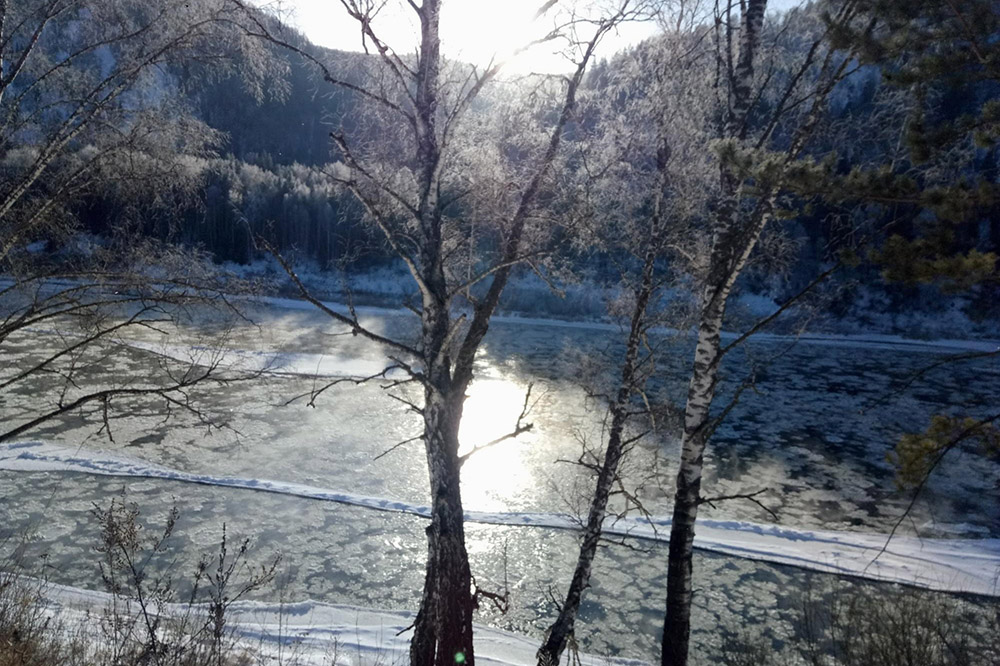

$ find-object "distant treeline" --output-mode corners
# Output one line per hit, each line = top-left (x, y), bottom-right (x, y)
(71, 20), (1000, 313)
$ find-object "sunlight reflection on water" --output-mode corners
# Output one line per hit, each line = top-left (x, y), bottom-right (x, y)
(458, 370), (537, 513)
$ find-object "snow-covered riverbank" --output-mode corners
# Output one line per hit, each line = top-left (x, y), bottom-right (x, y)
(30, 579), (646, 666)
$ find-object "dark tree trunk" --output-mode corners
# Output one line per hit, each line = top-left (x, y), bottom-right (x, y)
(410, 387), (477, 666)
(538, 171), (666, 666)
(411, 21), (600, 662)
(407, 3), (478, 658)
(536, 307), (649, 665)
(236, 2), (613, 663)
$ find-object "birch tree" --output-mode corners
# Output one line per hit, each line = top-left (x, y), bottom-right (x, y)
(655, 2), (874, 664)
(536, 8), (716, 663)
(231, 2), (647, 664)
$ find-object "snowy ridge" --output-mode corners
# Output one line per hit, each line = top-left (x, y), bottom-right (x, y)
(4, 441), (999, 597)
(36, 580), (643, 666)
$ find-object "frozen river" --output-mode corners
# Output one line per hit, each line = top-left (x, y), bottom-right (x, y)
(2, 297), (999, 662)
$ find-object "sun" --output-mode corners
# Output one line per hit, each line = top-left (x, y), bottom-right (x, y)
(440, 0), (567, 74)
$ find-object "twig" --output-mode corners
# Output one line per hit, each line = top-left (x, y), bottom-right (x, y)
(373, 434), (423, 462)
(282, 364), (406, 408)
(459, 383), (536, 464)
(258, 239), (420, 359)
(863, 347), (1000, 412)
(699, 488), (778, 521)
(719, 262), (840, 359)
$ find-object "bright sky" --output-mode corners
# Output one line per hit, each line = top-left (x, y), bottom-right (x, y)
(279, 0), (805, 74)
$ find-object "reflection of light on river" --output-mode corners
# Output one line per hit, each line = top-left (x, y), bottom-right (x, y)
(458, 373), (535, 513)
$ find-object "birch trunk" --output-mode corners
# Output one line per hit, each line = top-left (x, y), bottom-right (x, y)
(661, 3), (766, 665)
(410, 20), (600, 661)
(410, 383), (477, 666)
(407, 2), (479, 663)
(660, 284), (726, 666)
(537, 244), (657, 666)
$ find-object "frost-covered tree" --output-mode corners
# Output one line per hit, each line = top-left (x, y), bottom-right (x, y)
(0, 0), (281, 442)
(230, 1), (649, 664)
(0, 0), (283, 256)
(651, 2), (876, 664)
(535, 7), (717, 663)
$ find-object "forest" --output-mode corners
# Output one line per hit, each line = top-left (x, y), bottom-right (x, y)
(1, 1), (999, 666)
(40, 0), (1000, 327)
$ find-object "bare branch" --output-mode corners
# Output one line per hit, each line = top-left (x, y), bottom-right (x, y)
(373, 434), (424, 461)
(699, 488), (778, 521)
(459, 383), (535, 464)
(719, 262), (841, 358)
(259, 239), (420, 358)
(864, 347), (1000, 412)
(227, 0), (416, 123)
(283, 364), (407, 408)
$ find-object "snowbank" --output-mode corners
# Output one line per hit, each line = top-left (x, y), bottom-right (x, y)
(255, 295), (1000, 355)
(37, 580), (644, 666)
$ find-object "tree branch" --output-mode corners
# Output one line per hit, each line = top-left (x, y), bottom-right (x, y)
(698, 488), (778, 521)
(459, 383), (536, 464)
(259, 239), (420, 358)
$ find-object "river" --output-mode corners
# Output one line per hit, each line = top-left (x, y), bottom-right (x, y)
(2, 296), (998, 662)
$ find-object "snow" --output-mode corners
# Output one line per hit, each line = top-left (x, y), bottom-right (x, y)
(4, 441), (998, 597)
(33, 580), (644, 666)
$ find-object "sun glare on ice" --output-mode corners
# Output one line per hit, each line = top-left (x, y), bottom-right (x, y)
(458, 374), (537, 512)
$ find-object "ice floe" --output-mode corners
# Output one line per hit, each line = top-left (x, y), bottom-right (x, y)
(3, 441), (998, 597)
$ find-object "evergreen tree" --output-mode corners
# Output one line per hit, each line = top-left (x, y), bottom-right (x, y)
(825, 0), (1000, 285)
(828, 0), (1000, 502)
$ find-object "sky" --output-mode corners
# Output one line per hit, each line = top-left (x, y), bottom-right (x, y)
(276, 0), (806, 74)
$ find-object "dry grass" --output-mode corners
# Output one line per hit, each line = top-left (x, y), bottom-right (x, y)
(0, 494), (295, 666)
